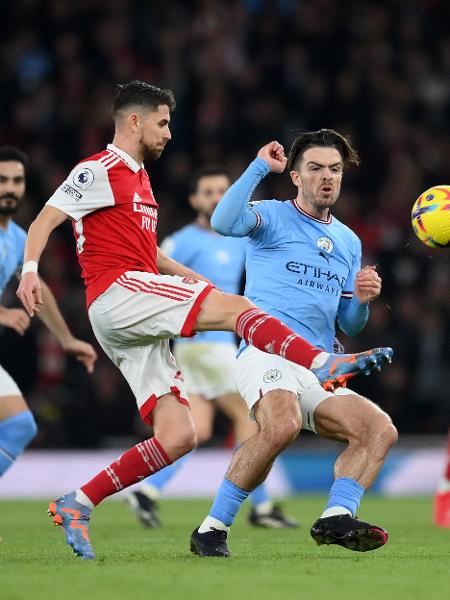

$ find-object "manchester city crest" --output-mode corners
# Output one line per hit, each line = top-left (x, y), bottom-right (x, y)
(316, 236), (334, 253)
(263, 369), (282, 383)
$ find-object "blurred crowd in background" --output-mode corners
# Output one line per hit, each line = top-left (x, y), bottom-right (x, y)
(0, 0), (448, 448)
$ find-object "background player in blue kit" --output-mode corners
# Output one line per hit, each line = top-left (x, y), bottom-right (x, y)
(0, 146), (97, 481)
(190, 131), (397, 557)
(127, 166), (298, 529)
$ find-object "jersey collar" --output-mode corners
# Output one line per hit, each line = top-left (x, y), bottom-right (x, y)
(107, 144), (142, 173)
(291, 198), (332, 224)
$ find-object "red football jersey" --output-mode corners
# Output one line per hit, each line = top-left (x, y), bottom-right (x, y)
(47, 144), (159, 307)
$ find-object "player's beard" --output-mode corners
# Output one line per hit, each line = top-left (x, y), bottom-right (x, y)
(303, 184), (339, 212)
(0, 195), (20, 216)
(312, 195), (338, 210)
(141, 140), (165, 162)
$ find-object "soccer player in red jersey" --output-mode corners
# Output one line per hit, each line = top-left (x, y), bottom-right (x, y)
(434, 428), (450, 527)
(17, 81), (391, 559)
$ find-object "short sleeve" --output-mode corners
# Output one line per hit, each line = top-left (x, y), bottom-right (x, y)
(46, 160), (115, 221)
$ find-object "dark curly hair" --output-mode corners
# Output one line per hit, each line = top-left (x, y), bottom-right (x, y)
(112, 80), (176, 115)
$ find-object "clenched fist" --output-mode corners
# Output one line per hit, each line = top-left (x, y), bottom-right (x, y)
(257, 141), (287, 173)
(354, 265), (382, 304)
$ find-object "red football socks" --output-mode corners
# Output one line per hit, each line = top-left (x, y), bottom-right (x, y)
(236, 308), (321, 368)
(81, 437), (171, 506)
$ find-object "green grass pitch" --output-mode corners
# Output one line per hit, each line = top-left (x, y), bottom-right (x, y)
(0, 497), (449, 600)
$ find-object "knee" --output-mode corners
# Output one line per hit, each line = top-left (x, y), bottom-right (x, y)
(179, 430), (197, 456)
(176, 427), (198, 457)
(261, 412), (301, 453)
(361, 413), (398, 455)
(376, 416), (398, 450)
(255, 391), (302, 452)
(160, 425), (197, 460)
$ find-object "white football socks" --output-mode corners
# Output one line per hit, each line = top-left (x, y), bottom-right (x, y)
(321, 506), (352, 518)
(198, 516), (230, 534)
(75, 489), (94, 509)
(310, 352), (329, 369)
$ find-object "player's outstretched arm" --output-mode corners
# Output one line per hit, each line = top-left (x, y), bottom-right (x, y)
(17, 205), (68, 317)
(211, 141), (286, 237)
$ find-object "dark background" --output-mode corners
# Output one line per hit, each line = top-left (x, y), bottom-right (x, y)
(0, 0), (448, 448)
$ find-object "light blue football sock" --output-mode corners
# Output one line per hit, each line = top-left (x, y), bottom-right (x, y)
(249, 482), (271, 507)
(0, 411), (37, 476)
(325, 477), (365, 516)
(142, 452), (190, 492)
(209, 478), (250, 526)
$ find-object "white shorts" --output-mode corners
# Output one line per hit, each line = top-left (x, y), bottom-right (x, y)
(236, 346), (353, 433)
(173, 342), (238, 400)
(88, 271), (214, 424)
(0, 364), (22, 397)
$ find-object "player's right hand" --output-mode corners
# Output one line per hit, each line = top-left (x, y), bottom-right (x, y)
(0, 307), (31, 335)
(16, 272), (43, 317)
(257, 141), (287, 173)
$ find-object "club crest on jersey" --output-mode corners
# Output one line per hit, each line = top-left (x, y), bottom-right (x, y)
(263, 369), (282, 383)
(316, 236), (334, 253)
(73, 167), (94, 189)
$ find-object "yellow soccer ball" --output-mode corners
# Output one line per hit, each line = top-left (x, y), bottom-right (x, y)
(411, 185), (450, 248)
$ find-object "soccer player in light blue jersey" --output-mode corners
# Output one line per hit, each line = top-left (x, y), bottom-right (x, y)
(191, 131), (397, 557)
(127, 166), (298, 529)
(0, 146), (97, 483)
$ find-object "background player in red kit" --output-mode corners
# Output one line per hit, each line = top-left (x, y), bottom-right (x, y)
(17, 81), (391, 559)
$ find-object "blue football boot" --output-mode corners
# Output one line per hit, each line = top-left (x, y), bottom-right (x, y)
(311, 347), (393, 391)
(48, 491), (95, 560)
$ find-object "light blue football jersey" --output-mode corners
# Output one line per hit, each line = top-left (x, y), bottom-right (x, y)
(160, 223), (246, 344)
(0, 221), (26, 298)
(244, 199), (362, 352)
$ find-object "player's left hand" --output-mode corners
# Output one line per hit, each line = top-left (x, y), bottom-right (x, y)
(354, 265), (382, 304)
(61, 337), (98, 374)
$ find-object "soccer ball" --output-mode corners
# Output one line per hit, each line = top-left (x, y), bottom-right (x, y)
(411, 185), (450, 248)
